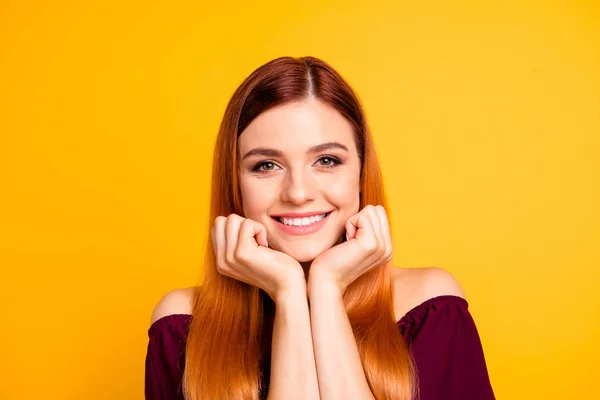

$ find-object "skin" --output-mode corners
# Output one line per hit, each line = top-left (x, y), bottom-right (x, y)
(150, 97), (468, 400)
(237, 97), (362, 279)
(210, 97), (389, 399)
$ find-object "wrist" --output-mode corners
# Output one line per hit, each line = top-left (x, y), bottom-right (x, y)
(274, 268), (307, 304)
(307, 267), (344, 299)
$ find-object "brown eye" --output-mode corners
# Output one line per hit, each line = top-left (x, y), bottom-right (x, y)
(252, 161), (280, 172)
(316, 155), (342, 167)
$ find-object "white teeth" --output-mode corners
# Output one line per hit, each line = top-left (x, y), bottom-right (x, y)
(281, 213), (327, 226)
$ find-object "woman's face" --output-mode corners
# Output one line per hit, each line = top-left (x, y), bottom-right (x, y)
(238, 98), (361, 265)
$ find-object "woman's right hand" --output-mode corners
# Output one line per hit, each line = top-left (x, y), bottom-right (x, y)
(211, 214), (306, 301)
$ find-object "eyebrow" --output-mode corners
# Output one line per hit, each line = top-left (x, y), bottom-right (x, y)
(241, 141), (349, 161)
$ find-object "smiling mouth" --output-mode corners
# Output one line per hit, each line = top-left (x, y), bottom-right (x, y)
(272, 212), (332, 227)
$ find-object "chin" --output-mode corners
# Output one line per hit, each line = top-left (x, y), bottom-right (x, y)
(276, 242), (328, 263)
(287, 248), (323, 263)
(291, 252), (319, 263)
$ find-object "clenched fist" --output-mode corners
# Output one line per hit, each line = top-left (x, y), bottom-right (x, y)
(211, 214), (306, 301)
(309, 204), (393, 296)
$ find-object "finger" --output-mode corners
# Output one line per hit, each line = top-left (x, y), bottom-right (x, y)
(365, 205), (384, 248)
(238, 218), (267, 250)
(346, 212), (360, 240)
(375, 205), (393, 254)
(225, 214), (244, 265)
(214, 216), (227, 270)
(348, 207), (378, 253)
(360, 206), (382, 256)
(211, 226), (216, 255)
(347, 206), (375, 239)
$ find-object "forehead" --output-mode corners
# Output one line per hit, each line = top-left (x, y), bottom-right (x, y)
(238, 99), (355, 152)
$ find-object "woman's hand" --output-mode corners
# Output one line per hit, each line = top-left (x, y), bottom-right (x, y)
(211, 214), (306, 301)
(309, 205), (393, 296)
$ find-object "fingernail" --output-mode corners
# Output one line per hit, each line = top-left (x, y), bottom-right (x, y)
(345, 233), (349, 241)
(265, 239), (268, 248)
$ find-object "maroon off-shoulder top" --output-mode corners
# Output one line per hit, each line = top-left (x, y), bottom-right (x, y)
(145, 295), (495, 399)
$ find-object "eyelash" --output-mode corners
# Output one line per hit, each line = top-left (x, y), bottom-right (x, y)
(251, 155), (343, 172)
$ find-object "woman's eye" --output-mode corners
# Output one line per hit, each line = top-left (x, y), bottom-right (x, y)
(252, 156), (342, 173)
(316, 156), (341, 167)
(253, 161), (279, 171)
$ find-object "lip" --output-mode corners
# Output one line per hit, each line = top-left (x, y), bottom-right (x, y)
(271, 211), (332, 236)
(271, 210), (331, 218)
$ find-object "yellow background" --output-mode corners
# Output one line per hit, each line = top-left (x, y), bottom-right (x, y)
(1, 1), (599, 399)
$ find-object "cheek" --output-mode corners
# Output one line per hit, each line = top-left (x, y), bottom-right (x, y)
(325, 174), (360, 209)
(239, 180), (275, 217)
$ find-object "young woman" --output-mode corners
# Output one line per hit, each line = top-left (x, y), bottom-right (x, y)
(145, 56), (495, 400)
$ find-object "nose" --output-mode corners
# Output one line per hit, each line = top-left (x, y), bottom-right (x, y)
(280, 168), (316, 205)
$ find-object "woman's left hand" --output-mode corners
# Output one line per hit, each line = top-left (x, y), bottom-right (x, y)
(309, 204), (393, 295)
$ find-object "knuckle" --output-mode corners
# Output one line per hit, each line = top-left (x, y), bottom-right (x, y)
(216, 260), (227, 273)
(234, 248), (248, 263)
(225, 253), (236, 266)
(230, 213), (243, 222)
(384, 249), (393, 261)
(362, 238), (378, 253)
(240, 218), (252, 228)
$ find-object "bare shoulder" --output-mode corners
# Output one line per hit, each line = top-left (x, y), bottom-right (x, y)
(150, 286), (197, 325)
(392, 266), (466, 321)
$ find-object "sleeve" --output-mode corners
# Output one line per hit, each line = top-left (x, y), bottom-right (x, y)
(145, 314), (192, 400)
(407, 296), (495, 400)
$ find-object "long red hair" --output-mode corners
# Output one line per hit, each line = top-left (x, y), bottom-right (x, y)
(183, 56), (418, 400)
